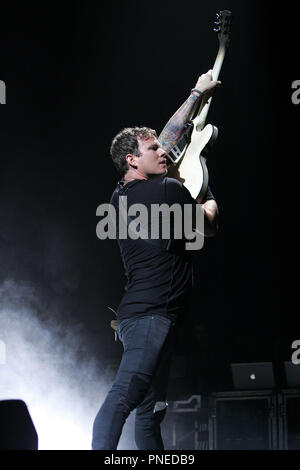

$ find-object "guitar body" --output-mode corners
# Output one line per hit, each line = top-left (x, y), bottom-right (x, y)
(168, 123), (218, 200)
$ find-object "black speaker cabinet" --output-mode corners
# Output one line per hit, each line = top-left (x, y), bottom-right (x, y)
(278, 389), (300, 450)
(208, 390), (277, 450)
(0, 400), (38, 450)
(161, 395), (209, 450)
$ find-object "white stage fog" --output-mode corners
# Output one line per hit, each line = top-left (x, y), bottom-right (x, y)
(0, 279), (136, 450)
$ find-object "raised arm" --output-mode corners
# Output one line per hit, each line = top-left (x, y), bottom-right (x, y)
(158, 93), (200, 154)
(158, 70), (221, 153)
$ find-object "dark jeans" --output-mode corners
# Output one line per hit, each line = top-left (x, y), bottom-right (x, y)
(92, 314), (175, 450)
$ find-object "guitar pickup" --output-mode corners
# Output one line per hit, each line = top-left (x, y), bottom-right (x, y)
(167, 146), (182, 164)
(167, 121), (194, 164)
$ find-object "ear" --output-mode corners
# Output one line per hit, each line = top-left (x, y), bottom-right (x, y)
(125, 153), (138, 169)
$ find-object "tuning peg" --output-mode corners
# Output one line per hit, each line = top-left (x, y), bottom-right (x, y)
(213, 27), (221, 33)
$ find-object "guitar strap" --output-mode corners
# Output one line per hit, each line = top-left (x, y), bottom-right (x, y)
(112, 180), (172, 253)
(113, 179), (199, 261)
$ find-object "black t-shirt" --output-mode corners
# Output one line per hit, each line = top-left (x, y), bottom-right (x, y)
(110, 176), (207, 321)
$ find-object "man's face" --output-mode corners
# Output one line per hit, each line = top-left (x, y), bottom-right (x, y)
(133, 136), (168, 178)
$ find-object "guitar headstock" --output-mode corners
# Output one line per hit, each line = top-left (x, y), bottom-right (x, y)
(214, 10), (232, 48)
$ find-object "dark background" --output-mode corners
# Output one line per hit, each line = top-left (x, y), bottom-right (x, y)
(0, 0), (298, 397)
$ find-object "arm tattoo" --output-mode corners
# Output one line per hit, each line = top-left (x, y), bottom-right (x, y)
(158, 93), (200, 153)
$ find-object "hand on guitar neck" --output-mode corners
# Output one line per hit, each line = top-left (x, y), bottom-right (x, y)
(159, 70), (221, 157)
(193, 69), (221, 96)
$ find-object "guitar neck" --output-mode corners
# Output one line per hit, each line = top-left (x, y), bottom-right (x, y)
(194, 43), (227, 130)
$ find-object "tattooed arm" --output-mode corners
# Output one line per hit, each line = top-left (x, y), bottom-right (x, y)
(158, 92), (200, 153)
(158, 70), (221, 153)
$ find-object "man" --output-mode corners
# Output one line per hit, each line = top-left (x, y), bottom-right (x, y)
(92, 70), (220, 450)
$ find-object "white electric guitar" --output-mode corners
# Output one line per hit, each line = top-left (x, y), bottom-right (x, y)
(167, 10), (232, 200)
